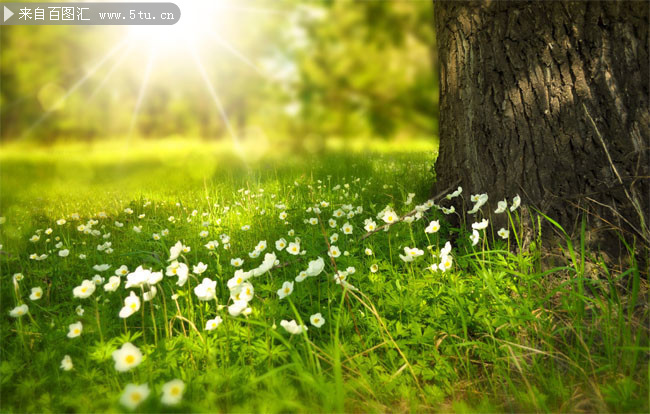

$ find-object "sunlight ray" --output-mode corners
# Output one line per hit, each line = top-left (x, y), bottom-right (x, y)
(23, 37), (129, 137)
(188, 42), (242, 153)
(127, 49), (156, 137)
(203, 28), (268, 78)
(89, 43), (135, 100)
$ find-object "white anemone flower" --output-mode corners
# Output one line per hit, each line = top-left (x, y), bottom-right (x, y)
(425, 220), (441, 234)
(9, 304), (28, 317)
(119, 291), (141, 318)
(73, 280), (96, 299)
(112, 342), (143, 372)
(310, 313), (325, 328)
(305, 257), (325, 277)
(161, 379), (185, 406)
(29, 287), (43, 301)
(67, 321), (83, 338)
(510, 195), (521, 212)
(277, 281), (294, 299)
(205, 317), (223, 331)
(280, 319), (307, 335)
(472, 219), (489, 231)
(494, 200), (508, 214)
(120, 383), (150, 410)
(193, 262), (208, 274)
(194, 278), (217, 301)
(498, 228), (510, 239)
(60, 355), (73, 371)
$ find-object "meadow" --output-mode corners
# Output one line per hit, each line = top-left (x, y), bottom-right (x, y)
(1, 138), (647, 412)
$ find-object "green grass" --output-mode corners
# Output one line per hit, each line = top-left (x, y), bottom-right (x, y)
(1, 138), (648, 412)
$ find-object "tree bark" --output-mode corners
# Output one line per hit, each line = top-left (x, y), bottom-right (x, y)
(433, 0), (649, 249)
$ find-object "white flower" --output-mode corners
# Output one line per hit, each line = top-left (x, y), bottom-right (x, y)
(510, 195), (521, 212)
(115, 265), (129, 276)
(152, 233), (161, 240)
(381, 209), (398, 224)
(425, 220), (440, 234)
(232, 282), (254, 302)
(441, 206), (455, 215)
(205, 317), (223, 331)
(295, 271), (308, 282)
(67, 321), (83, 338)
(446, 186), (463, 200)
(73, 280), (96, 299)
(147, 271), (163, 285)
(75, 305), (84, 316)
(231, 257), (244, 267)
(102, 276), (120, 292)
(133, 226), (142, 233)
(29, 287), (43, 301)
(308, 218), (318, 225)
(494, 200), (507, 214)
(241, 225), (250, 231)
(120, 383), (149, 410)
(498, 228), (510, 239)
(166, 261), (189, 286)
(9, 304), (28, 317)
(341, 222), (353, 235)
(310, 313), (325, 328)
(227, 269), (251, 290)
(228, 300), (249, 317)
(168, 241), (184, 261)
(364, 219), (377, 232)
(56, 219), (66, 225)
(470, 229), (480, 246)
(125, 266), (150, 289)
(328, 245), (341, 258)
(204, 240), (219, 250)
(194, 278), (217, 301)
(255, 240), (267, 252)
(438, 255), (453, 272)
(365, 248), (373, 256)
(287, 242), (301, 255)
(275, 238), (287, 251)
(330, 233), (339, 243)
(280, 319), (307, 335)
(161, 379), (185, 406)
(29, 235), (40, 242)
(472, 219), (489, 231)
(328, 218), (337, 228)
(93, 264), (110, 272)
(199, 230), (209, 238)
(60, 355), (73, 371)
(441, 241), (452, 257)
(193, 262), (208, 274)
(370, 264), (379, 273)
(249, 250), (260, 259)
(399, 247), (424, 263)
(115, 221), (124, 227)
(279, 211), (287, 220)
(143, 286), (157, 301)
(112, 342), (143, 372)
(119, 291), (141, 318)
(277, 281), (294, 299)
(468, 193), (488, 214)
(305, 257), (325, 277)
(58, 249), (69, 257)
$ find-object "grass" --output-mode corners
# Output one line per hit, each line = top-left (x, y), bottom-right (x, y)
(1, 138), (648, 412)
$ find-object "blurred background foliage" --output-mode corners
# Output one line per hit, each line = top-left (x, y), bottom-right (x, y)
(0, 0), (437, 148)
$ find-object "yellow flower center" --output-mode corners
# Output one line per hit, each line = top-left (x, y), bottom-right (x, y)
(314, 318), (320, 323)
(284, 288), (290, 294)
(130, 392), (141, 402)
(130, 303), (137, 310)
(74, 329), (80, 335)
(125, 354), (135, 364)
(81, 288), (87, 293)
(171, 386), (180, 396)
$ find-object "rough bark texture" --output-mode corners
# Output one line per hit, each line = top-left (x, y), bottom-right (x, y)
(434, 0), (649, 249)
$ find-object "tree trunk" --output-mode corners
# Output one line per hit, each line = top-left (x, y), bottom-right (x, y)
(433, 0), (649, 249)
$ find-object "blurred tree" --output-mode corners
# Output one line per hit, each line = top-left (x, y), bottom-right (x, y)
(433, 1), (649, 247)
